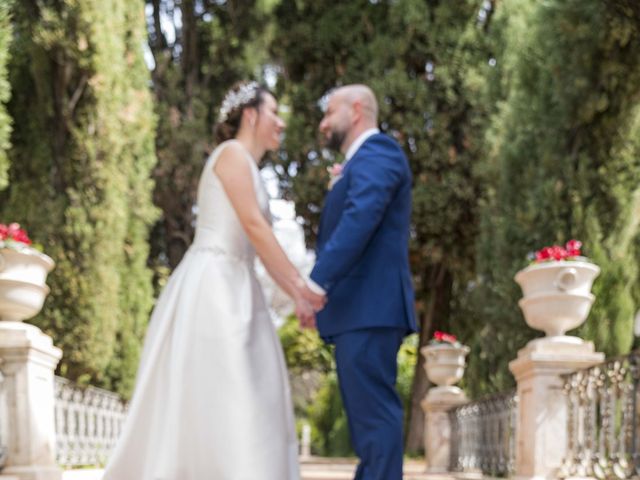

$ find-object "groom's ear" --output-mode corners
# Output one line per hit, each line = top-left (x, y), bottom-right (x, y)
(351, 100), (363, 124)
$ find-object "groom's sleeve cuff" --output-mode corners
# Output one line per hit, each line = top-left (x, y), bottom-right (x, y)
(306, 278), (327, 295)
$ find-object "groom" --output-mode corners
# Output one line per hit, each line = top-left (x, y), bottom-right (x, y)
(308, 85), (417, 480)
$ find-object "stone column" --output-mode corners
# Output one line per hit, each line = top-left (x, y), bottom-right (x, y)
(0, 363), (18, 480)
(300, 422), (311, 460)
(0, 321), (62, 480)
(422, 386), (467, 473)
(508, 338), (603, 480)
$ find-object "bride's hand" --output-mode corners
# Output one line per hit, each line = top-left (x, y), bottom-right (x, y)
(295, 297), (316, 329)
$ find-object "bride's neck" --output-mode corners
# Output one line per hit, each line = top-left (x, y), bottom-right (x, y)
(235, 131), (264, 164)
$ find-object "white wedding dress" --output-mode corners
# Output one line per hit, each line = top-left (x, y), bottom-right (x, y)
(103, 140), (300, 480)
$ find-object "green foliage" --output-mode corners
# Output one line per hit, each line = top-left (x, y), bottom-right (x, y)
(2, 0), (157, 398)
(0, 1), (11, 189)
(285, 326), (417, 457)
(306, 372), (352, 457)
(397, 334), (418, 429)
(278, 316), (345, 455)
(278, 315), (333, 375)
(468, 0), (640, 396)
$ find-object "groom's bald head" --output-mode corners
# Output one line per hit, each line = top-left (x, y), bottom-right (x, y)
(319, 84), (379, 153)
(332, 85), (379, 125)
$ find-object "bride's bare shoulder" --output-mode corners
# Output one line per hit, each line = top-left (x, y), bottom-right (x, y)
(212, 140), (249, 172)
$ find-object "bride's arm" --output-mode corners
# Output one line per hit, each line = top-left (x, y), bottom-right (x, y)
(214, 143), (324, 318)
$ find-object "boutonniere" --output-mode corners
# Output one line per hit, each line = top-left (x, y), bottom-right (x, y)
(327, 163), (344, 190)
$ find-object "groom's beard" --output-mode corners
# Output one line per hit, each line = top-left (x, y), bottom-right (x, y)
(325, 128), (347, 152)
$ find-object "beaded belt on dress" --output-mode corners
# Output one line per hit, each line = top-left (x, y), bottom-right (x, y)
(190, 227), (251, 263)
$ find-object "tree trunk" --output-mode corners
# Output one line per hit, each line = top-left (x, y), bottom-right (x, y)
(181, 0), (199, 101)
(404, 263), (453, 454)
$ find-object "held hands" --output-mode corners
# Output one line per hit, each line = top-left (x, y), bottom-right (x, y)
(300, 283), (327, 312)
(295, 296), (316, 329)
(293, 278), (327, 330)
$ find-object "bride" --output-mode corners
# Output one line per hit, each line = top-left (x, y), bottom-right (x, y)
(103, 81), (324, 480)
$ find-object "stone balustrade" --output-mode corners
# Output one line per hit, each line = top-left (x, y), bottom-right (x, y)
(448, 390), (517, 477)
(559, 351), (640, 479)
(54, 377), (127, 468)
(1, 255), (635, 480)
(421, 258), (607, 479)
(422, 339), (605, 480)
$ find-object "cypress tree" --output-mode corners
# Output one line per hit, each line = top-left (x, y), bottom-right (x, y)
(383, 0), (499, 453)
(0, 1), (11, 189)
(105, 1), (159, 397)
(470, 0), (640, 394)
(2, 0), (157, 397)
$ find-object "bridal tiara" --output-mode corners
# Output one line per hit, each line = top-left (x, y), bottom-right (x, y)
(218, 81), (260, 123)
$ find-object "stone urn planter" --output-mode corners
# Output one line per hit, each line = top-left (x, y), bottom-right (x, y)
(0, 247), (55, 321)
(515, 259), (600, 340)
(421, 343), (470, 393)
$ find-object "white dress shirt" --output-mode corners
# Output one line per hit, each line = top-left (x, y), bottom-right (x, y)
(344, 127), (380, 162)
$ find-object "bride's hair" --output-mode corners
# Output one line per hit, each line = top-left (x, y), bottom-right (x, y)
(214, 81), (273, 143)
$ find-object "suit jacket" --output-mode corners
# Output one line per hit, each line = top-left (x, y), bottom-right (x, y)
(310, 133), (418, 340)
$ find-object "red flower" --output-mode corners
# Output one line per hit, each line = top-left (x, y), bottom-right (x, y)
(535, 247), (553, 262)
(550, 245), (568, 260)
(533, 239), (583, 263)
(13, 230), (32, 244)
(433, 330), (458, 344)
(565, 239), (582, 257)
(0, 223), (32, 245)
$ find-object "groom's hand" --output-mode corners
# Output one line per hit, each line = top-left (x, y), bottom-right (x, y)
(301, 285), (326, 312)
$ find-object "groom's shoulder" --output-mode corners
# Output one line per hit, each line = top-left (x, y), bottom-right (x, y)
(360, 132), (407, 162)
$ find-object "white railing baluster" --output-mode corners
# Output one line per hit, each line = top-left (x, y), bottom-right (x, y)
(54, 376), (127, 468)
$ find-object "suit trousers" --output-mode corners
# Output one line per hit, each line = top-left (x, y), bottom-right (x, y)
(334, 327), (406, 480)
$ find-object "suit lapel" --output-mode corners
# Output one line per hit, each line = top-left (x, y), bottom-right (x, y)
(318, 135), (379, 248)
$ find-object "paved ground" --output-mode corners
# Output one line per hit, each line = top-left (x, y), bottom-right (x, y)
(299, 457), (429, 479)
(63, 457), (430, 480)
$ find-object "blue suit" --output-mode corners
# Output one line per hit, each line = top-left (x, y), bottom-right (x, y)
(310, 132), (417, 480)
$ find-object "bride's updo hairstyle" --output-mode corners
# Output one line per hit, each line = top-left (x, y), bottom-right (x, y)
(214, 81), (272, 143)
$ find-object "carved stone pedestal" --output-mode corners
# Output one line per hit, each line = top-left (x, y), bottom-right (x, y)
(422, 386), (468, 474)
(0, 322), (62, 480)
(509, 338), (604, 480)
